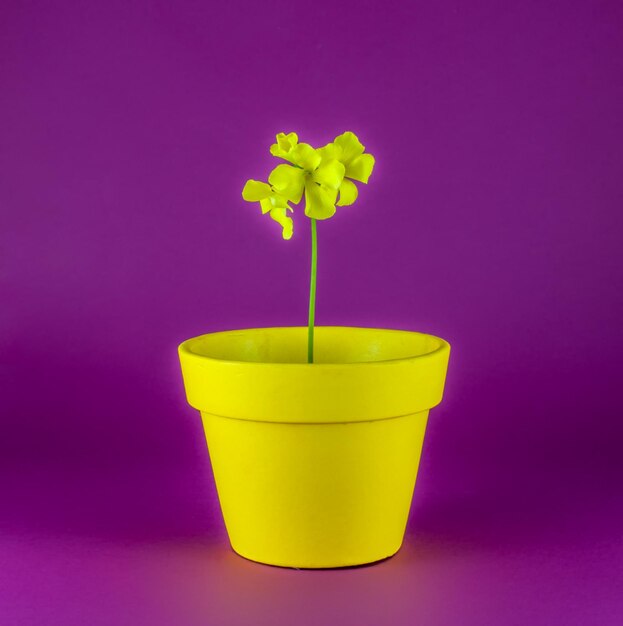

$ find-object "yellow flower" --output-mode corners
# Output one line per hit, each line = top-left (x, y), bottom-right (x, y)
(268, 132), (345, 220)
(242, 131), (375, 239)
(241, 180), (294, 240)
(317, 131), (375, 206)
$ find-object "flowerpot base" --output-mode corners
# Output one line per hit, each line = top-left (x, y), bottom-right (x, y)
(203, 410), (428, 569)
(230, 544), (402, 570)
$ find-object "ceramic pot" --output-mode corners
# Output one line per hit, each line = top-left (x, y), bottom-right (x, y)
(179, 326), (450, 568)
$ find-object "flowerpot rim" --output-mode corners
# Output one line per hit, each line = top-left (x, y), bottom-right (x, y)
(179, 325), (449, 368)
(178, 327), (451, 424)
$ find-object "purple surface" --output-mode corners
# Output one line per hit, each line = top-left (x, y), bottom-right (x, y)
(1, 0), (622, 624)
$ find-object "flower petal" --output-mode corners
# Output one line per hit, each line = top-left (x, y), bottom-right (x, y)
(304, 179), (336, 220)
(324, 186), (338, 205)
(270, 131), (300, 162)
(269, 206), (294, 240)
(268, 164), (305, 203)
(277, 132), (298, 151)
(269, 144), (287, 160)
(333, 131), (364, 164)
(269, 192), (292, 209)
(259, 198), (273, 214)
(336, 178), (359, 206)
(345, 153), (375, 183)
(289, 143), (322, 171)
(312, 159), (345, 189)
(316, 142), (342, 163)
(242, 180), (272, 201)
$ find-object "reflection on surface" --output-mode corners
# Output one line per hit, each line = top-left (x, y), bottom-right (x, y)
(2, 463), (621, 626)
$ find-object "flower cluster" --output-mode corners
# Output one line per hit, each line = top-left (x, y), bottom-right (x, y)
(242, 131), (375, 239)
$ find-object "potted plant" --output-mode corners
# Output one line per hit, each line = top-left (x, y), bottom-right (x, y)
(178, 132), (450, 568)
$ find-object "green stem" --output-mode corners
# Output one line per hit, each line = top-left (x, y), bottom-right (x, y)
(307, 218), (317, 363)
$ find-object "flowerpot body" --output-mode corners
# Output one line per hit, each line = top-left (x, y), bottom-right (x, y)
(179, 327), (450, 568)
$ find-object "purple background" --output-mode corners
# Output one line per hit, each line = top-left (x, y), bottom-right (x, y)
(2, 1), (622, 624)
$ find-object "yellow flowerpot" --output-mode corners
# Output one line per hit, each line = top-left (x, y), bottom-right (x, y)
(178, 326), (450, 568)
